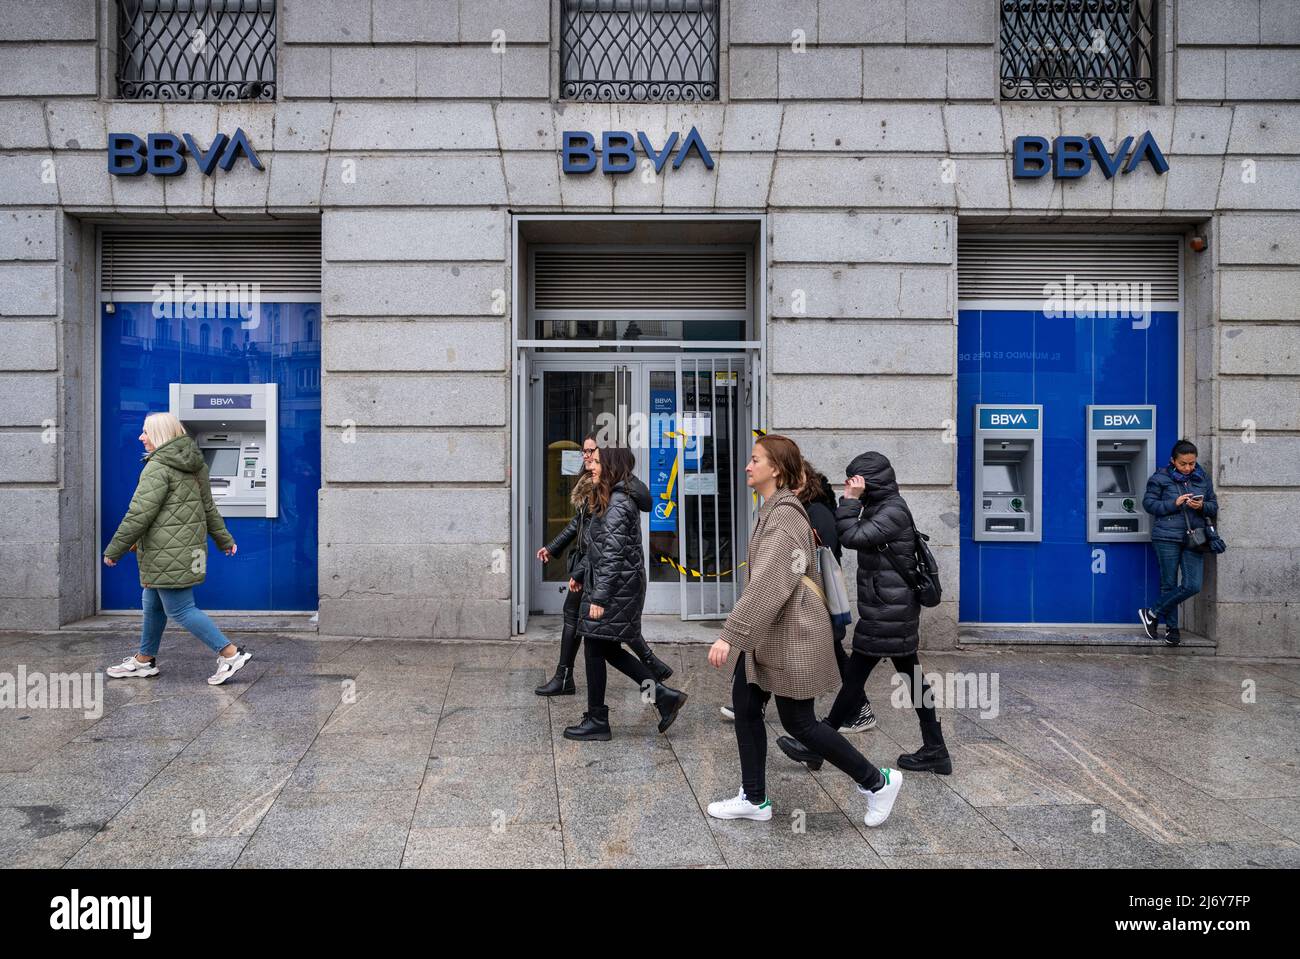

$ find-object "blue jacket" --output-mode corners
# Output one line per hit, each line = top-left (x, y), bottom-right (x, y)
(1142, 464), (1218, 544)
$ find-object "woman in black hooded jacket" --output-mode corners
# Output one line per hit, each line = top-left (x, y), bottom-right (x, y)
(563, 446), (688, 742)
(778, 451), (952, 775)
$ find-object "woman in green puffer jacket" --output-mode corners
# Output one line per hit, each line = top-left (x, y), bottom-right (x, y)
(102, 412), (253, 686)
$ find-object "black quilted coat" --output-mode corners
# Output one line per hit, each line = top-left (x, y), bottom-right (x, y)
(578, 477), (651, 643)
(835, 452), (921, 657)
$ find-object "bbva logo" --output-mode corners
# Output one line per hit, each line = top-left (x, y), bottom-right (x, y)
(1103, 414), (1142, 426)
(562, 126), (714, 174)
(107, 128), (263, 177)
(1013, 131), (1169, 179)
(991, 413), (1029, 425)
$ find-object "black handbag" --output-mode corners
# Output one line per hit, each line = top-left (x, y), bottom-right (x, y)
(876, 524), (943, 608)
(1182, 507), (1212, 553)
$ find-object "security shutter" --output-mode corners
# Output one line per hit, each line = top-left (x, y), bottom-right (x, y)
(532, 248), (748, 313)
(101, 228), (321, 298)
(958, 235), (1180, 303)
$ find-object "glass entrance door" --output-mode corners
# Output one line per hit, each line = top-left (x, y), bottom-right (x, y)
(530, 363), (632, 615)
(527, 354), (749, 619)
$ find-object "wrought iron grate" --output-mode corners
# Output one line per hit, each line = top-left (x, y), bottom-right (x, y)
(561, 0), (720, 102)
(1001, 0), (1157, 102)
(116, 0), (276, 101)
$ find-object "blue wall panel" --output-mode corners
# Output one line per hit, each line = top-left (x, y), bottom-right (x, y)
(957, 309), (1178, 624)
(100, 301), (321, 611)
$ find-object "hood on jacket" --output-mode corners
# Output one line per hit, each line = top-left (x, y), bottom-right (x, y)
(620, 475), (653, 513)
(845, 451), (899, 501)
(147, 434), (206, 474)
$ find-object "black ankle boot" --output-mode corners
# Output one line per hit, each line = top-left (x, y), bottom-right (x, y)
(535, 665), (575, 697)
(639, 648), (674, 682)
(777, 734), (824, 771)
(897, 720), (952, 774)
(564, 706), (611, 741)
(654, 683), (688, 733)
(628, 637), (674, 682)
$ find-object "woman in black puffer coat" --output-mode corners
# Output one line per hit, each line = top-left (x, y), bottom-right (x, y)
(535, 434), (673, 696)
(783, 451), (952, 775)
(563, 446), (688, 742)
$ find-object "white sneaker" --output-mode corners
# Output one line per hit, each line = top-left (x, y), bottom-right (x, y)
(859, 768), (903, 827)
(719, 704), (735, 721)
(707, 789), (773, 822)
(106, 655), (159, 679)
(207, 647), (252, 686)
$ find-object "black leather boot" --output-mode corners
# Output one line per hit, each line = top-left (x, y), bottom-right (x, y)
(535, 665), (576, 697)
(654, 683), (688, 733)
(564, 706), (611, 741)
(777, 734), (824, 771)
(627, 637), (673, 682)
(897, 719), (952, 774)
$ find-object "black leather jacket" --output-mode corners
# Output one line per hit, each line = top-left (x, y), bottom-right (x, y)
(544, 504), (591, 581)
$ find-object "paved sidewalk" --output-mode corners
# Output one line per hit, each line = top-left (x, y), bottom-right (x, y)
(1, 631), (1298, 868)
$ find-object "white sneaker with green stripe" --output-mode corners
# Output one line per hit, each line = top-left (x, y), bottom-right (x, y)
(707, 789), (772, 821)
(859, 767), (903, 827)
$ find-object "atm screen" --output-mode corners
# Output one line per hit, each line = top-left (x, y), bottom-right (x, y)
(203, 447), (239, 476)
(982, 463), (1021, 494)
(1097, 464), (1131, 496)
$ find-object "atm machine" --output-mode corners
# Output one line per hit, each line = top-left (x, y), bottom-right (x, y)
(169, 383), (278, 518)
(973, 404), (1043, 542)
(1086, 404), (1156, 542)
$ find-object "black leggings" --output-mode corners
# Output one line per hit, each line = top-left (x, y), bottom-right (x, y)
(556, 586), (583, 670)
(826, 651), (937, 730)
(584, 639), (655, 711)
(731, 655), (881, 802)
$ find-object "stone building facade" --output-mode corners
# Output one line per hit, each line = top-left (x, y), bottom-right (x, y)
(0, 1), (1296, 657)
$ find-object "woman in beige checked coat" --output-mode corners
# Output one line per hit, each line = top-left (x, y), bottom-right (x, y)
(705, 434), (903, 828)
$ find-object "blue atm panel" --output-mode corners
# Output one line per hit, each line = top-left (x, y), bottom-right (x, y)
(100, 301), (320, 611)
(957, 309), (1178, 624)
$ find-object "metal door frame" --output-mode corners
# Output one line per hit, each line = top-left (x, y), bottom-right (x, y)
(509, 213), (769, 634)
(524, 352), (754, 619)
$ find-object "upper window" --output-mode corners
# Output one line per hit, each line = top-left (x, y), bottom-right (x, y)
(560, 0), (720, 102)
(116, 0), (277, 101)
(1000, 0), (1156, 102)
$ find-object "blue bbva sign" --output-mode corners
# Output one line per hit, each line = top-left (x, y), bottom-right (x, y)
(979, 407), (1040, 430)
(1091, 408), (1154, 430)
(107, 128), (263, 177)
(1013, 131), (1169, 179)
(562, 126), (714, 174)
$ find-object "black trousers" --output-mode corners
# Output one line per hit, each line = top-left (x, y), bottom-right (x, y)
(584, 639), (655, 711)
(826, 650), (937, 730)
(560, 581), (658, 671)
(731, 654), (881, 802)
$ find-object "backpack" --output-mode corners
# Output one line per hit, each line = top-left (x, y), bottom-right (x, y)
(876, 522), (943, 608)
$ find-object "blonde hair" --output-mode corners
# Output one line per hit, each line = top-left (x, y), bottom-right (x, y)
(143, 412), (187, 449)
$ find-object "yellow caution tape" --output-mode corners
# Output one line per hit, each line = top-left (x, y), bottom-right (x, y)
(656, 555), (747, 579)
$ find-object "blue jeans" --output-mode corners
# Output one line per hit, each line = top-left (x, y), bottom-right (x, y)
(140, 587), (231, 657)
(1151, 541), (1203, 629)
